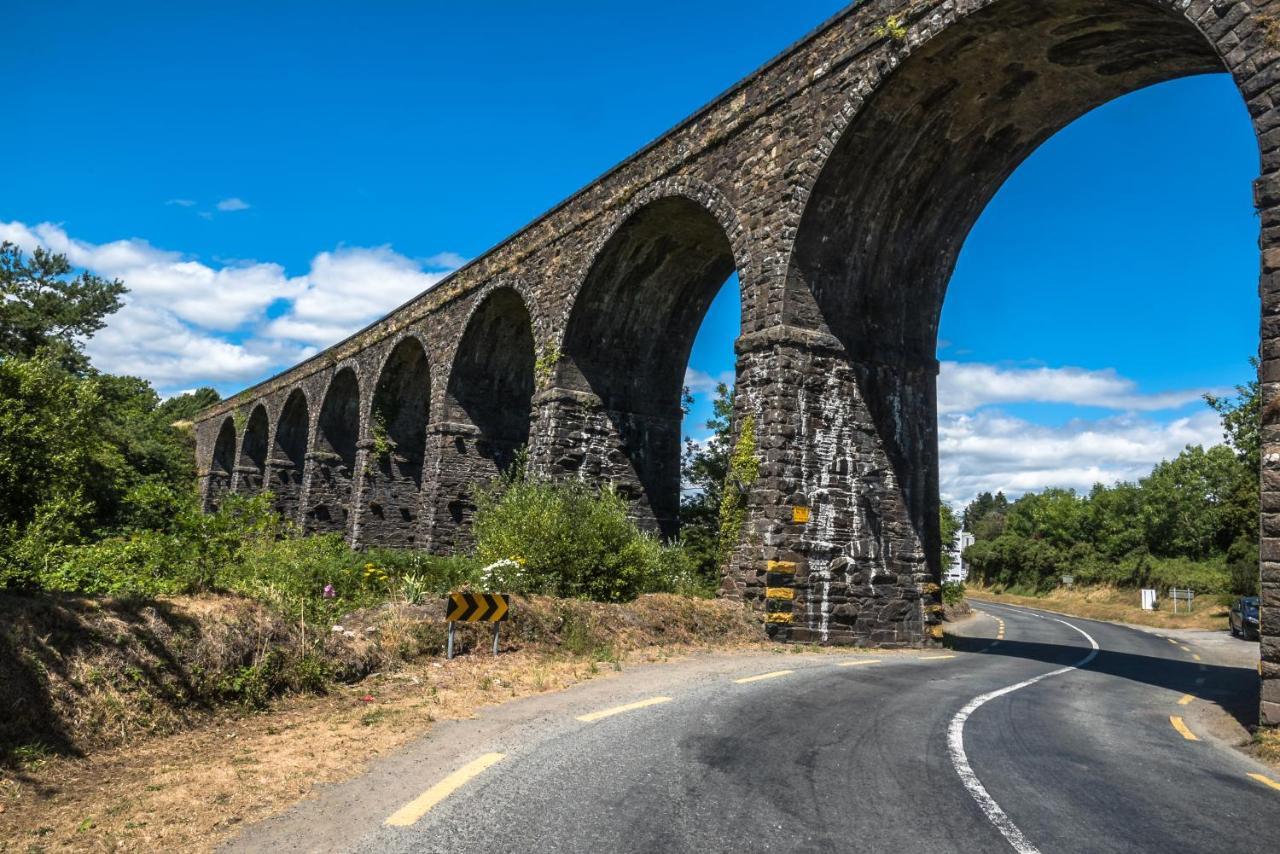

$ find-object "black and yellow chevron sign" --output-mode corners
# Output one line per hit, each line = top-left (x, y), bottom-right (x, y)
(444, 592), (510, 623)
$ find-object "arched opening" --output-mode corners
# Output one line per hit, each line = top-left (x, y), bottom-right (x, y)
(362, 337), (432, 547)
(236, 405), (269, 495)
(271, 389), (310, 522)
(431, 288), (535, 546)
(781, 0), (1249, 642)
(206, 417), (237, 510)
(305, 367), (360, 534)
(559, 196), (738, 538)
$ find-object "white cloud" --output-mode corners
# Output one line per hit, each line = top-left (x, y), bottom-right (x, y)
(216, 197), (251, 212)
(938, 408), (1224, 507)
(423, 251), (469, 270)
(166, 198), (196, 207)
(0, 220), (460, 395)
(265, 246), (451, 347)
(684, 367), (734, 396)
(930, 359), (1233, 507)
(938, 361), (1216, 414)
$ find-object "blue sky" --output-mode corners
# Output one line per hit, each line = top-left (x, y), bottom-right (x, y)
(1, 2), (1261, 507)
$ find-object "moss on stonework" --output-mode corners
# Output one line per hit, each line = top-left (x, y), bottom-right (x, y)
(534, 346), (561, 390)
(717, 414), (760, 569)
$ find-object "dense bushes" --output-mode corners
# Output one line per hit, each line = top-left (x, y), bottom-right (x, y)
(472, 475), (709, 601)
(5, 474), (713, 614)
(5, 490), (485, 618)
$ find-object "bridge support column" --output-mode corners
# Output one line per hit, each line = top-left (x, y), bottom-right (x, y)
(529, 387), (682, 538)
(723, 325), (942, 647)
(301, 449), (360, 536)
(421, 421), (524, 553)
(232, 464), (263, 495)
(199, 469), (232, 512)
(265, 456), (304, 526)
(355, 443), (426, 549)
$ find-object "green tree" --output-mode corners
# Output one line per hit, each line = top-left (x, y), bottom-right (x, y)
(939, 502), (961, 572)
(157, 387), (221, 424)
(1205, 359), (1260, 473)
(679, 382), (735, 581)
(963, 490), (1008, 542)
(0, 242), (127, 372)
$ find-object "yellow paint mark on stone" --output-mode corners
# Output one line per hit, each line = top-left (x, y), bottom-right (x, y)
(765, 587), (795, 600)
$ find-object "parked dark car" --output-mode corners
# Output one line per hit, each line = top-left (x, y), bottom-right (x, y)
(1228, 596), (1260, 640)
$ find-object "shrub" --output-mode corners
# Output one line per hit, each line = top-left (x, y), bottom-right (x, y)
(471, 476), (698, 602)
(941, 581), (965, 606)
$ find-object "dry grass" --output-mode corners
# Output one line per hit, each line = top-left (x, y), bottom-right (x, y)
(1255, 728), (1280, 767)
(966, 584), (1229, 632)
(0, 591), (766, 852)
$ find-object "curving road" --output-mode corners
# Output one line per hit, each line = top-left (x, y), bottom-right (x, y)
(227, 603), (1276, 854)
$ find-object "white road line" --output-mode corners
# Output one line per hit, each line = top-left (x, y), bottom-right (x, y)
(947, 613), (1099, 854)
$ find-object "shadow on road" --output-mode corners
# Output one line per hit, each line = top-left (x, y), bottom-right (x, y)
(946, 631), (1260, 730)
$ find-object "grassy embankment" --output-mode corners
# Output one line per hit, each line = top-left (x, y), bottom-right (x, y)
(0, 590), (765, 852)
(965, 583), (1230, 632)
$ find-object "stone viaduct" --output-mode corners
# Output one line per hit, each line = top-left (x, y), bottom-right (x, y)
(192, 0), (1280, 724)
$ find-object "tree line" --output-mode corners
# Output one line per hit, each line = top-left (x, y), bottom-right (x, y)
(951, 371), (1260, 596)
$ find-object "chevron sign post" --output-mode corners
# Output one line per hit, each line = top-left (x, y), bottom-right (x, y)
(444, 593), (511, 659)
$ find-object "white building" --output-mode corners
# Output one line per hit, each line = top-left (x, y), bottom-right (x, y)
(945, 529), (975, 583)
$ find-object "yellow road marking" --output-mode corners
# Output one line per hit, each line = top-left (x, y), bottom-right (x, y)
(1248, 772), (1280, 792)
(1178, 694), (1195, 706)
(837, 659), (881, 667)
(385, 753), (505, 827)
(920, 654), (957, 661)
(1192, 654), (1202, 662)
(734, 669), (794, 684)
(576, 696), (672, 723)
(1169, 716), (1199, 741)
(1179, 645), (1191, 653)
(1167, 638), (1178, 645)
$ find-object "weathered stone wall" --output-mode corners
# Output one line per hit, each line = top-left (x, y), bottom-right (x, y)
(191, 0), (1280, 724)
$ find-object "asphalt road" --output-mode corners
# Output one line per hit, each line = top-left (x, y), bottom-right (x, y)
(228, 603), (1277, 854)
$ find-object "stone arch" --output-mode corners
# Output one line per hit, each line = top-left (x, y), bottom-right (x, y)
(304, 366), (361, 534)
(234, 404), (269, 495)
(425, 287), (536, 549)
(271, 388), (310, 521)
(783, 0), (1236, 356)
(752, 0), (1255, 644)
(206, 416), (237, 510)
(554, 177), (753, 346)
(552, 192), (741, 537)
(360, 334), (433, 547)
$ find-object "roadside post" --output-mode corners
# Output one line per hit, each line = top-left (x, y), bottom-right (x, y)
(1169, 587), (1195, 614)
(444, 592), (511, 660)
